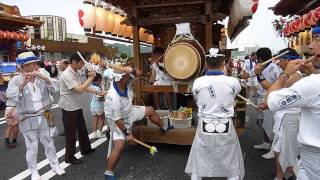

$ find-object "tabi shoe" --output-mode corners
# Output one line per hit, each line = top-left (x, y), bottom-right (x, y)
(81, 148), (95, 155)
(65, 157), (83, 164)
(52, 166), (66, 175)
(105, 174), (117, 180)
(262, 149), (275, 159)
(253, 142), (270, 150)
(31, 171), (41, 180)
(97, 130), (107, 138)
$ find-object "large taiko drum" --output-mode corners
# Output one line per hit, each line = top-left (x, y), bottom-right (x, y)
(164, 40), (205, 81)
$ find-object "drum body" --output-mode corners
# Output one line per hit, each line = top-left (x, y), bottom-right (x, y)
(164, 40), (205, 81)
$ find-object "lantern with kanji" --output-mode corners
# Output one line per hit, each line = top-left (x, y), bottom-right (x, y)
(311, 7), (320, 25)
(78, 0), (96, 32)
(95, 5), (107, 33)
(124, 26), (132, 39)
(302, 13), (311, 30)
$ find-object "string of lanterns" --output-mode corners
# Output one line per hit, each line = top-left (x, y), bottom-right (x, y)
(78, 0), (154, 44)
(283, 6), (320, 37)
(0, 30), (29, 41)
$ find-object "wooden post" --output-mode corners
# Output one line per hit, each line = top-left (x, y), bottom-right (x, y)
(132, 8), (142, 103)
(9, 41), (16, 62)
(205, 0), (213, 52)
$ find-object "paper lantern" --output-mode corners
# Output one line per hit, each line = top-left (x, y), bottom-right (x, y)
(296, 17), (303, 31)
(302, 13), (311, 30)
(112, 13), (122, 35)
(95, 5), (108, 33)
(12, 32), (19, 40)
(305, 10), (314, 26)
(291, 20), (299, 33)
(118, 16), (127, 37)
(124, 26), (132, 38)
(22, 33), (29, 41)
(78, 0), (96, 32)
(104, 8), (114, 34)
(311, 7), (320, 25)
(18, 32), (25, 41)
(147, 34), (154, 44)
(0, 30), (4, 39)
(139, 28), (149, 41)
(5, 31), (13, 40)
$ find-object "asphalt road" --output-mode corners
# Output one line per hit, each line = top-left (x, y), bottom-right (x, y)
(0, 93), (275, 180)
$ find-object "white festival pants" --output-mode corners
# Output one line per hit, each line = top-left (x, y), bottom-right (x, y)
(22, 128), (60, 173)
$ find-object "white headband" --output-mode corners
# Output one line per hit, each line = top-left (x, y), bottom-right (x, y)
(206, 48), (225, 58)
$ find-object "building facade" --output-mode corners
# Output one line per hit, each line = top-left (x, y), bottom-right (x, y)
(25, 15), (67, 41)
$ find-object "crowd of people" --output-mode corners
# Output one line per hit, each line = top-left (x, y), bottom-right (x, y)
(2, 26), (320, 180)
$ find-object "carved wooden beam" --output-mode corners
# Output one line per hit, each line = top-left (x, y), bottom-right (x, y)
(135, 1), (205, 9)
(138, 15), (207, 26)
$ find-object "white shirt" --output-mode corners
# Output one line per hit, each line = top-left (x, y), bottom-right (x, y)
(152, 63), (172, 85)
(257, 62), (283, 96)
(243, 59), (257, 78)
(193, 75), (241, 118)
(268, 74), (320, 148)
(104, 82), (134, 125)
(39, 68), (51, 79)
(27, 79), (44, 125)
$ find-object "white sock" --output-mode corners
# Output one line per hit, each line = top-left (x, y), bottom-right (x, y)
(191, 173), (202, 180)
(104, 170), (114, 176)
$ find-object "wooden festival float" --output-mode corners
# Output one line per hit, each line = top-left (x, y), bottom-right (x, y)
(78, 0), (259, 145)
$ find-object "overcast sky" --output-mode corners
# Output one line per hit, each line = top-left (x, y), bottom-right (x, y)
(2, 0), (286, 51)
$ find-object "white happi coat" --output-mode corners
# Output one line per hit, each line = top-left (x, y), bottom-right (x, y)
(268, 74), (320, 180)
(185, 74), (244, 179)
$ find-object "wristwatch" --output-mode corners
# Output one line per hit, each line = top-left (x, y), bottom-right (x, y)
(122, 128), (130, 136)
(257, 73), (266, 83)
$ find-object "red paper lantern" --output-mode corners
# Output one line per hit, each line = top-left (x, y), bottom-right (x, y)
(312, 7), (320, 25)
(5, 31), (12, 40)
(0, 30), (4, 39)
(24, 34), (29, 41)
(296, 17), (303, 31)
(11, 32), (19, 40)
(78, 0), (96, 32)
(302, 13), (311, 29)
(291, 20), (299, 33)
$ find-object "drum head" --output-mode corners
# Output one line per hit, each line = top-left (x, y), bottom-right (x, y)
(164, 42), (200, 80)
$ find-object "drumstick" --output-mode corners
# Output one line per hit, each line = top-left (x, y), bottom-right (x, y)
(237, 94), (263, 111)
(261, 50), (290, 66)
(77, 51), (92, 69)
(304, 55), (318, 64)
(5, 106), (16, 119)
(132, 137), (158, 155)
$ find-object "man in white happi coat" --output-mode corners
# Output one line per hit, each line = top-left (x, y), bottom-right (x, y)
(6, 52), (65, 180)
(185, 48), (244, 180)
(265, 48), (303, 180)
(253, 48), (282, 159)
(265, 25), (320, 180)
(104, 66), (172, 180)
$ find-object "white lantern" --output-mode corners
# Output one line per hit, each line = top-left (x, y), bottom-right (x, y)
(78, 0), (96, 32)
(147, 34), (154, 44)
(139, 28), (149, 42)
(95, 5), (108, 33)
(112, 13), (122, 35)
(124, 26), (132, 38)
(104, 8), (115, 34)
(118, 16), (127, 37)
